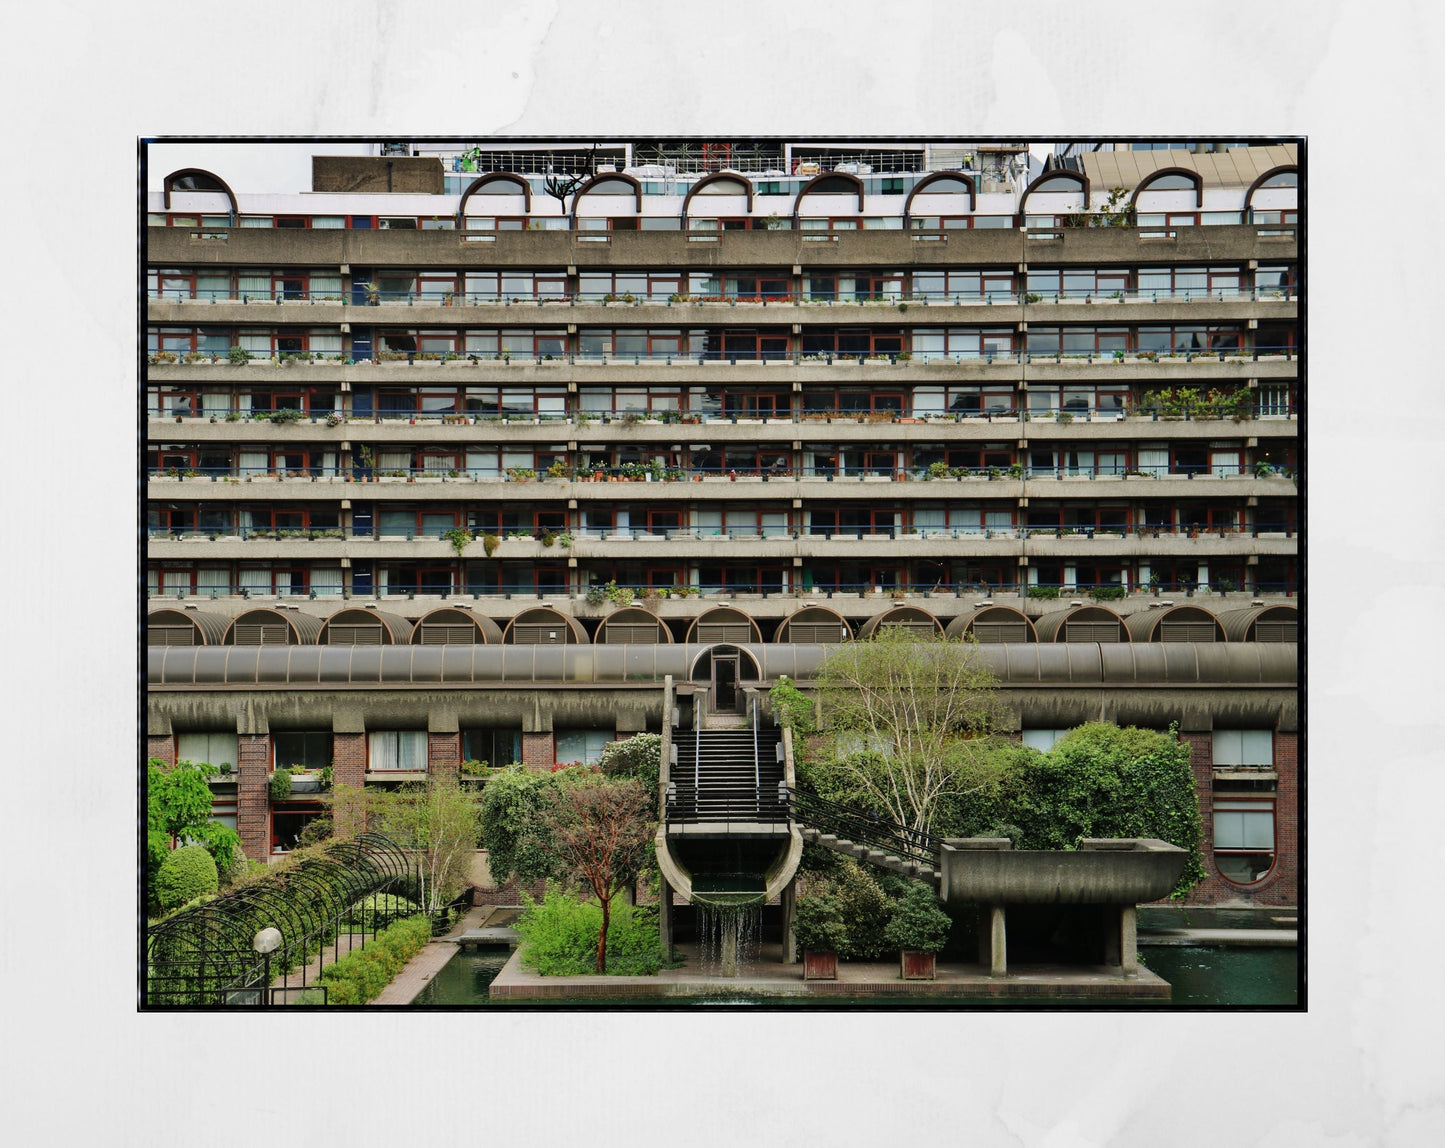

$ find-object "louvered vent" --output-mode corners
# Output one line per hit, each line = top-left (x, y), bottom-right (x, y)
(1161, 622), (1217, 642)
(1255, 621), (1297, 642)
(420, 624), (476, 645)
(605, 623), (660, 644)
(234, 624), (289, 646)
(881, 621), (935, 635)
(148, 626), (195, 646)
(697, 623), (752, 643)
(328, 624), (382, 645)
(973, 621), (1027, 644)
(788, 623), (845, 643)
(513, 623), (565, 645)
(1066, 622), (1121, 643)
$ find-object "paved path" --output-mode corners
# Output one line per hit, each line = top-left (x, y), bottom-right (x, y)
(369, 904), (496, 1006)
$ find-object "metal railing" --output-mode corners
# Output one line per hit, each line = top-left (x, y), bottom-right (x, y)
(786, 786), (942, 869)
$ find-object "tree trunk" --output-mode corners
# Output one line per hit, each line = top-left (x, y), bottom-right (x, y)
(596, 896), (610, 973)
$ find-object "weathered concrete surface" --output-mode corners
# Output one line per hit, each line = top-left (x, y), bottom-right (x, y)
(939, 837), (1187, 905)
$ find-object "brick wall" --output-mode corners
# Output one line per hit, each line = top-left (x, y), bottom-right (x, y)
(1180, 729), (1297, 908)
(147, 735), (175, 766)
(522, 731), (554, 770)
(237, 734), (271, 862)
(428, 732), (461, 780)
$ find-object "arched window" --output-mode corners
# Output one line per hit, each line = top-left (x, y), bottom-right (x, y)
(792, 171), (866, 225)
(162, 168), (239, 216)
(1130, 168), (1204, 209)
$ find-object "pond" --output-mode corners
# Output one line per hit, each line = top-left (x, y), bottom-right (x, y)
(410, 944), (1298, 1008)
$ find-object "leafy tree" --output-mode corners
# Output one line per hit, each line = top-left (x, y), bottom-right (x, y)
(1001, 722), (1206, 899)
(529, 773), (655, 973)
(807, 631), (1006, 837)
(147, 758), (241, 907)
(476, 766), (570, 886)
(368, 777), (481, 911)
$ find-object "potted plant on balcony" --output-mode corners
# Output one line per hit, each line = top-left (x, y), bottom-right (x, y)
(884, 880), (952, 981)
(793, 890), (848, 980)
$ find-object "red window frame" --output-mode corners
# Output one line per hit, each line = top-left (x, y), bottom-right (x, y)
(382, 564), (455, 594)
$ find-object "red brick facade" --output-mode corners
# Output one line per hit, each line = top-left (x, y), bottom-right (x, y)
(147, 735), (175, 766)
(522, 731), (555, 769)
(428, 732), (461, 780)
(237, 734), (271, 862)
(1180, 729), (1298, 908)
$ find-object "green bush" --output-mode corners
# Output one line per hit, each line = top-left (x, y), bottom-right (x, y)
(884, 880), (952, 954)
(345, 893), (421, 929)
(317, 915), (432, 1005)
(832, 862), (892, 959)
(155, 844), (219, 911)
(598, 733), (661, 798)
(792, 892), (848, 953)
(478, 765), (566, 884)
(514, 886), (664, 976)
(268, 770), (292, 800)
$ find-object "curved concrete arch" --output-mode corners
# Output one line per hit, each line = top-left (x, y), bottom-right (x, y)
(791, 170), (865, 221)
(163, 168), (239, 216)
(223, 607), (323, 646)
(456, 172), (532, 226)
(855, 605), (944, 639)
(1018, 170), (1090, 216)
(410, 606), (504, 645)
(569, 171), (643, 227)
(598, 606), (674, 645)
(775, 605), (852, 644)
(147, 607), (231, 646)
(944, 605), (1037, 644)
(317, 606), (414, 645)
(1032, 605), (1130, 644)
(1123, 604), (1223, 643)
(681, 171), (755, 224)
(502, 605), (589, 645)
(1244, 165), (1299, 213)
(1216, 604), (1299, 643)
(1128, 166), (1204, 208)
(687, 642), (763, 684)
(903, 171), (976, 223)
(684, 606), (763, 645)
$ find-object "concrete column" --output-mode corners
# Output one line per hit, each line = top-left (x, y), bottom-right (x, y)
(1120, 905), (1138, 977)
(781, 879), (797, 964)
(427, 731), (461, 780)
(522, 731), (554, 769)
(989, 904), (1007, 977)
(659, 882), (673, 959)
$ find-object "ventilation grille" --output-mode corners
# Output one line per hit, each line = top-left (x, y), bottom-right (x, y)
(973, 621), (1027, 644)
(1255, 621), (1297, 642)
(513, 623), (566, 645)
(787, 623), (846, 644)
(1066, 622), (1121, 643)
(697, 623), (752, 643)
(605, 623), (661, 644)
(327, 624), (382, 645)
(148, 626), (195, 646)
(881, 621), (935, 635)
(234, 624), (289, 646)
(1161, 622), (1217, 642)
(419, 624), (476, 646)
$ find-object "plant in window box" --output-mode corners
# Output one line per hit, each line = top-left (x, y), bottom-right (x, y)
(793, 891), (847, 979)
(481, 533), (500, 558)
(884, 881), (952, 980)
(268, 769), (292, 801)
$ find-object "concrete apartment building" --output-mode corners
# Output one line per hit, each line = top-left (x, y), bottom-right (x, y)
(145, 139), (1300, 909)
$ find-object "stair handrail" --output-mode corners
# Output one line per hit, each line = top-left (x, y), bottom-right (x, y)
(751, 694), (760, 812)
(785, 785), (942, 868)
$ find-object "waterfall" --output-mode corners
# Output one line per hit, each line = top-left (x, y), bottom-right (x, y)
(694, 901), (763, 977)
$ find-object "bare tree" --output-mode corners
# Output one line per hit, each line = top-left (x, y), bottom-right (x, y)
(536, 773), (654, 973)
(813, 630), (1005, 837)
(541, 146), (598, 218)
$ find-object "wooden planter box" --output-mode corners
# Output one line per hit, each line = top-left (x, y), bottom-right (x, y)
(900, 950), (937, 981)
(802, 950), (838, 980)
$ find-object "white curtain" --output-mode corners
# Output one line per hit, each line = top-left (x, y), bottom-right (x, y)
(177, 732), (238, 770)
(239, 568), (270, 592)
(369, 731), (428, 771)
(311, 566), (343, 595)
(197, 568), (230, 592)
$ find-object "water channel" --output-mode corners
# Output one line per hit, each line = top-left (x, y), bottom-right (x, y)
(411, 944), (1298, 1007)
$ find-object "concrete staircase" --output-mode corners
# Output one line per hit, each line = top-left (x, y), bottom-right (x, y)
(670, 729), (785, 823)
(798, 826), (942, 890)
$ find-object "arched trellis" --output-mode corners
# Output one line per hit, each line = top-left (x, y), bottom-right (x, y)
(145, 832), (412, 1007)
(902, 171), (976, 226)
(162, 168), (239, 218)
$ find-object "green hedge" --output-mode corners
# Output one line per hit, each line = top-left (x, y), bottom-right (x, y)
(316, 915), (433, 1005)
(515, 886), (664, 976)
(156, 845), (219, 911)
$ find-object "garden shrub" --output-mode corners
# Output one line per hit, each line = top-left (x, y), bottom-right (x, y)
(268, 770), (292, 800)
(345, 893), (421, 929)
(598, 733), (661, 798)
(884, 880), (953, 954)
(792, 892), (848, 953)
(514, 885), (664, 976)
(317, 915), (432, 1005)
(155, 844), (219, 911)
(832, 862), (892, 959)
